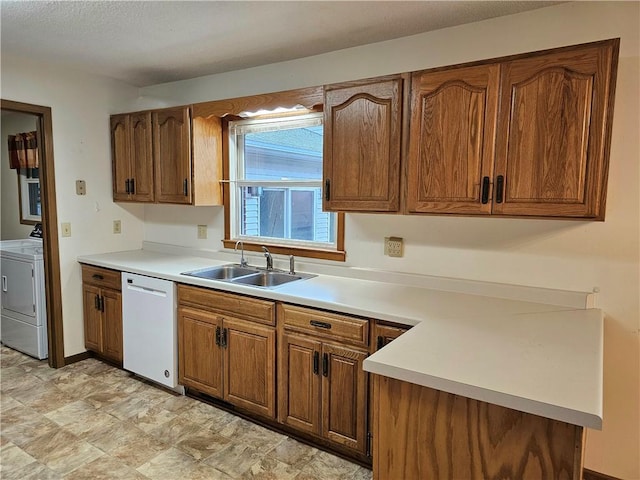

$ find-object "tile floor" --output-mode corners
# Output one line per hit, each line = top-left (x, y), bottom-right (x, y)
(0, 346), (372, 479)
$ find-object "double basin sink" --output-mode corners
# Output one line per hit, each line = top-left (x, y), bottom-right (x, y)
(182, 264), (315, 289)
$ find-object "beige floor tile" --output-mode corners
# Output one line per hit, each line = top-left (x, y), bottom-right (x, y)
(84, 420), (150, 453)
(218, 419), (286, 454)
(147, 415), (206, 445)
(128, 403), (178, 433)
(137, 446), (199, 479)
(296, 450), (360, 479)
(21, 428), (104, 475)
(183, 462), (236, 480)
(351, 466), (373, 480)
(267, 437), (319, 469)
(63, 454), (149, 480)
(1, 405), (61, 447)
(176, 430), (232, 460)
(109, 430), (170, 469)
(0, 441), (38, 478)
(8, 380), (75, 414)
(46, 400), (120, 438)
(242, 456), (302, 479)
(203, 442), (264, 478)
(3, 460), (62, 480)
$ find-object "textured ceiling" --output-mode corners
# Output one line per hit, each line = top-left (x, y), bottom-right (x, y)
(1, 1), (559, 87)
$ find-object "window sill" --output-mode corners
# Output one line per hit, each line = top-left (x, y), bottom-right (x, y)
(222, 239), (346, 262)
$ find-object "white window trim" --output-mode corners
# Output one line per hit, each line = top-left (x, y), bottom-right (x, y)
(228, 113), (336, 251)
(18, 170), (41, 223)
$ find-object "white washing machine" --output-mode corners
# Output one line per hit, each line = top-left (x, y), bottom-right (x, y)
(0, 238), (48, 359)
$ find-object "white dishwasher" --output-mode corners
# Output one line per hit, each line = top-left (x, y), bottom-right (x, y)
(121, 272), (182, 392)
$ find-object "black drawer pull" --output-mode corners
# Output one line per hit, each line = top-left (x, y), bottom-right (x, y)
(377, 335), (384, 350)
(495, 175), (504, 204)
(130, 178), (135, 194)
(215, 326), (221, 346)
(92, 274), (104, 280)
(481, 176), (490, 204)
(322, 353), (329, 377)
(310, 320), (332, 329)
(125, 179), (131, 194)
(324, 179), (331, 201)
(313, 351), (319, 375)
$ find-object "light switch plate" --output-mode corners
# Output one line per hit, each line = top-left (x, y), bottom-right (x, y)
(76, 180), (86, 195)
(61, 222), (71, 237)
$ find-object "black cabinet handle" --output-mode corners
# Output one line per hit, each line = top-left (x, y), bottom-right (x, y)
(376, 335), (384, 350)
(310, 320), (332, 330)
(481, 176), (490, 204)
(130, 178), (135, 194)
(215, 326), (221, 346)
(94, 294), (100, 310)
(183, 178), (188, 196)
(324, 179), (330, 201)
(221, 328), (228, 348)
(98, 295), (104, 312)
(313, 351), (319, 375)
(92, 274), (104, 281)
(495, 175), (504, 204)
(322, 353), (329, 377)
(125, 179), (131, 194)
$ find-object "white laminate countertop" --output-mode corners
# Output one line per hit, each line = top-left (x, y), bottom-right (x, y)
(77, 247), (603, 429)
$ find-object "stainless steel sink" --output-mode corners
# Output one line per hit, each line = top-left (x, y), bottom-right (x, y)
(232, 271), (312, 288)
(181, 264), (315, 289)
(182, 264), (259, 280)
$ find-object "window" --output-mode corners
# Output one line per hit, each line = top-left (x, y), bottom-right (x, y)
(18, 168), (41, 224)
(226, 112), (344, 260)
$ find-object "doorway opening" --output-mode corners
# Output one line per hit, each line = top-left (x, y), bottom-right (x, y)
(1, 99), (64, 367)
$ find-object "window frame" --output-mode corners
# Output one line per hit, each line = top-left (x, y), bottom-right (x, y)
(17, 168), (41, 225)
(222, 113), (345, 262)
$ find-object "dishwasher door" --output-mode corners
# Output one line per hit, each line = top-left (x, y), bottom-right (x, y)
(122, 272), (180, 390)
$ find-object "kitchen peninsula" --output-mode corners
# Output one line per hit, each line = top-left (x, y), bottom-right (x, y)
(78, 243), (602, 478)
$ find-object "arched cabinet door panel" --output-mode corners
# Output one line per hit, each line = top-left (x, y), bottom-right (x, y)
(406, 64), (499, 215)
(493, 41), (618, 219)
(323, 77), (403, 212)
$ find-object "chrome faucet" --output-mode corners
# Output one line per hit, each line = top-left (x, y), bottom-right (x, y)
(289, 255), (295, 275)
(235, 240), (248, 267)
(261, 246), (273, 270)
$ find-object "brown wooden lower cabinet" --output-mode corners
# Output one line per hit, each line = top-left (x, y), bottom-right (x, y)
(177, 286), (276, 420)
(278, 330), (368, 454)
(81, 265), (122, 363)
(373, 375), (584, 480)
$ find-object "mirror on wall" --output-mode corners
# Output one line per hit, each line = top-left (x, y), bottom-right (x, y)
(1, 110), (41, 239)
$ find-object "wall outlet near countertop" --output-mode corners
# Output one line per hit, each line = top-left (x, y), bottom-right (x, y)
(113, 220), (122, 234)
(197, 225), (207, 240)
(384, 236), (403, 257)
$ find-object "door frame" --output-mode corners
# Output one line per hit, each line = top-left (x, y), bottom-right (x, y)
(1, 99), (65, 368)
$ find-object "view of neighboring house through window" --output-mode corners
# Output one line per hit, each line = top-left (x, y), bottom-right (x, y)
(228, 112), (337, 250)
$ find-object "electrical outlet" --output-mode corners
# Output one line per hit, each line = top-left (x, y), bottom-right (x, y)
(61, 222), (71, 237)
(384, 236), (403, 257)
(75, 180), (86, 195)
(197, 225), (207, 239)
(113, 220), (121, 234)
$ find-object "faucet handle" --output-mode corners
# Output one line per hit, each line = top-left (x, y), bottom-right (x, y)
(289, 255), (295, 275)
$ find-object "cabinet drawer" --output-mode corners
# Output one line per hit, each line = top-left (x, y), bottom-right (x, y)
(178, 284), (275, 326)
(279, 303), (369, 347)
(81, 265), (121, 291)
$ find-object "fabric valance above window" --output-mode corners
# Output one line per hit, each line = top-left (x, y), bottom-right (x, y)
(8, 131), (39, 169)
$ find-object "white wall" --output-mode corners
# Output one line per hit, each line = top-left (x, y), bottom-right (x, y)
(142, 3), (640, 478)
(0, 55), (160, 356)
(1, 111), (40, 240)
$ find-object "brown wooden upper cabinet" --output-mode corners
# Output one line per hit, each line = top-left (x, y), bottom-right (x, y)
(111, 106), (222, 205)
(323, 76), (403, 212)
(406, 38), (618, 219)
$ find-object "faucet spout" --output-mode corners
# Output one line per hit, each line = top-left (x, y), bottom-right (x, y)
(235, 240), (248, 267)
(261, 246), (273, 271)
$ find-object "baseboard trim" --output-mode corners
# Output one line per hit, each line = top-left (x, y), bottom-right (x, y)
(583, 468), (622, 480)
(63, 351), (92, 366)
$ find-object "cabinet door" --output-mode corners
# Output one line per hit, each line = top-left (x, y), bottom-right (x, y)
(494, 41), (618, 219)
(321, 343), (368, 453)
(129, 112), (155, 202)
(323, 78), (402, 212)
(223, 317), (276, 419)
(111, 114), (131, 201)
(153, 106), (192, 204)
(82, 284), (103, 353)
(278, 332), (322, 435)
(178, 307), (223, 398)
(407, 64), (499, 214)
(101, 288), (122, 363)
(372, 323), (408, 352)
